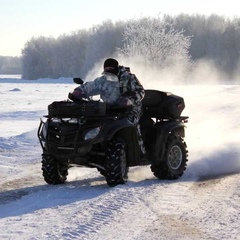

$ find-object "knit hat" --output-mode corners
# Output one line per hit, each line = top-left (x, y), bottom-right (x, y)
(103, 58), (119, 75)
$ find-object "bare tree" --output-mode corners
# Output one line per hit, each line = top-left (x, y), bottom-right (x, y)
(118, 16), (192, 72)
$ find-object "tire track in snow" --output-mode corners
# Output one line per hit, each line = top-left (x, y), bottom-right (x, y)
(60, 186), (143, 239)
(185, 173), (240, 239)
(57, 180), (181, 240)
(0, 171), (156, 239)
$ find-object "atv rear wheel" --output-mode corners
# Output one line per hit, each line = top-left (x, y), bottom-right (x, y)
(41, 153), (68, 184)
(151, 134), (188, 180)
(105, 139), (128, 187)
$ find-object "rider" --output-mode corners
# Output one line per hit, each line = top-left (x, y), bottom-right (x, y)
(72, 58), (146, 153)
(72, 58), (145, 125)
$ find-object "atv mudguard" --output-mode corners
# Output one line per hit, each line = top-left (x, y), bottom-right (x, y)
(153, 120), (186, 164)
(99, 118), (135, 140)
(99, 118), (141, 166)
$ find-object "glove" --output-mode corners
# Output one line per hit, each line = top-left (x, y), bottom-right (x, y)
(121, 91), (136, 97)
(72, 88), (85, 100)
(117, 97), (132, 107)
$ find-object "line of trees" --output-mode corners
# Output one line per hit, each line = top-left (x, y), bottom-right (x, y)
(21, 14), (240, 80)
(168, 14), (240, 76)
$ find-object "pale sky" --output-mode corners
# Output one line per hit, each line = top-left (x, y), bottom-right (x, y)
(0, 0), (239, 56)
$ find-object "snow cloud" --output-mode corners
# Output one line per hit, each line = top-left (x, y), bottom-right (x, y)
(84, 57), (240, 180)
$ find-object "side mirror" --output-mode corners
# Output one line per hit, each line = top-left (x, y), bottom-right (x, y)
(73, 77), (84, 85)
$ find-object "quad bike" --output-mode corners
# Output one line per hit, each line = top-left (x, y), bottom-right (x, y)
(38, 78), (189, 187)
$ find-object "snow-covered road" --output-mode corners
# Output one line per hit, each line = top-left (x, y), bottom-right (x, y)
(0, 79), (239, 240)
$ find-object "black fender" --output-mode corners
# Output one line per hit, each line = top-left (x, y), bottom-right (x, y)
(99, 118), (136, 140)
(98, 118), (140, 166)
(154, 120), (186, 163)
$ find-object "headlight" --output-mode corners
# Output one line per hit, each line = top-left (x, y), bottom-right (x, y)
(84, 127), (100, 140)
(41, 121), (48, 139)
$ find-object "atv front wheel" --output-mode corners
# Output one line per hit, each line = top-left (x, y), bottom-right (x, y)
(41, 153), (68, 184)
(105, 139), (128, 187)
(151, 134), (188, 180)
